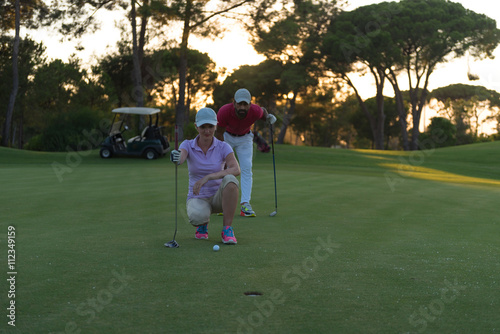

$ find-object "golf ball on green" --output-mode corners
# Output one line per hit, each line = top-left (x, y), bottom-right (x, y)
(213, 245), (220, 251)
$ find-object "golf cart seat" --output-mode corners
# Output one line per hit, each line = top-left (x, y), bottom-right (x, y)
(115, 135), (126, 150)
(143, 126), (156, 140)
(128, 126), (152, 143)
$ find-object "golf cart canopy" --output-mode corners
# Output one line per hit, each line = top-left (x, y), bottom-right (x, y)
(112, 107), (160, 115)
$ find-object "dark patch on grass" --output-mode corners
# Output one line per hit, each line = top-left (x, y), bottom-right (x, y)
(244, 291), (263, 296)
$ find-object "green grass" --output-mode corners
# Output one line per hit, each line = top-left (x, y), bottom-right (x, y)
(1, 142), (500, 333)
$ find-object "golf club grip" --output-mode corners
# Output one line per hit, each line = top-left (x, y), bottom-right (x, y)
(175, 125), (179, 150)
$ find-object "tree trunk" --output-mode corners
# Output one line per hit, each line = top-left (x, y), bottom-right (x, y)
(18, 114), (23, 149)
(387, 71), (410, 151)
(138, 0), (149, 64)
(408, 62), (433, 150)
(395, 89), (410, 151)
(175, 0), (193, 142)
(1, 0), (20, 147)
(186, 79), (192, 122)
(351, 87), (379, 149)
(410, 83), (430, 150)
(347, 72), (385, 150)
(411, 110), (422, 150)
(131, 1), (143, 107)
(374, 74), (386, 150)
(131, 0), (145, 130)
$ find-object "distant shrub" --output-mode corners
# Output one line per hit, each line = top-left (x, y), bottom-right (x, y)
(419, 117), (457, 149)
(26, 107), (107, 152)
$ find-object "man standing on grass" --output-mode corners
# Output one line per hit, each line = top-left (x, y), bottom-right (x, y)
(216, 88), (277, 217)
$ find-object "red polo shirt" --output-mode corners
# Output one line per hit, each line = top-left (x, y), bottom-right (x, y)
(217, 103), (265, 135)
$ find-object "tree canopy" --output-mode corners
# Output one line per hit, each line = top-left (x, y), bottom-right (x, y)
(323, 0), (500, 150)
(429, 84), (500, 141)
(250, 0), (341, 143)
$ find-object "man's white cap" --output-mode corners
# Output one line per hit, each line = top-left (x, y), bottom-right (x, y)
(195, 107), (218, 127)
(234, 88), (251, 104)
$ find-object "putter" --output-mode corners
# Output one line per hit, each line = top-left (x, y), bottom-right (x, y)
(165, 125), (180, 248)
(269, 123), (278, 217)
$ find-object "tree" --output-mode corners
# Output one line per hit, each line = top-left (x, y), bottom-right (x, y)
(250, 0), (340, 144)
(95, 46), (135, 108)
(1, 0), (20, 147)
(52, 0), (256, 141)
(290, 89), (338, 147)
(24, 58), (112, 151)
(331, 95), (360, 149)
(149, 47), (219, 130)
(0, 36), (46, 148)
(323, 0), (500, 151)
(96, 45), (218, 123)
(419, 116), (456, 148)
(49, 0), (157, 128)
(131, 0), (144, 111)
(428, 84), (500, 141)
(387, 0), (500, 150)
(213, 60), (283, 109)
(212, 59), (283, 136)
(322, 1), (399, 150)
(348, 95), (400, 149)
(166, 0), (254, 141)
(1, 0), (50, 147)
(183, 49), (218, 119)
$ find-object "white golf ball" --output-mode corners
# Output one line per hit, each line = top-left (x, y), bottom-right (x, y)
(213, 245), (220, 251)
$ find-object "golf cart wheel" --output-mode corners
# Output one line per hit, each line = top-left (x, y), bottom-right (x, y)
(100, 148), (112, 159)
(144, 148), (158, 160)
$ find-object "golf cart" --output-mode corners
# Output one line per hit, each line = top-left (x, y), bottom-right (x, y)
(99, 107), (170, 160)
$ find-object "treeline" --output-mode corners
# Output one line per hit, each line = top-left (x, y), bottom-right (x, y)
(1, 0), (500, 152)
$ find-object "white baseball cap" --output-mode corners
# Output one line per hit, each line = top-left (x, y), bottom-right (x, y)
(195, 107), (218, 127)
(234, 88), (251, 104)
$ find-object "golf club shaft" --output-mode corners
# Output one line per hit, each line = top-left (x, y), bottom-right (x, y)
(173, 125), (179, 240)
(270, 124), (277, 212)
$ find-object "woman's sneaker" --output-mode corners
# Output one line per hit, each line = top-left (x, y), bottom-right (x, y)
(195, 224), (208, 239)
(221, 226), (237, 244)
(240, 203), (256, 217)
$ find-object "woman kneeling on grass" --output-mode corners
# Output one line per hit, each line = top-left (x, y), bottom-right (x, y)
(170, 107), (241, 244)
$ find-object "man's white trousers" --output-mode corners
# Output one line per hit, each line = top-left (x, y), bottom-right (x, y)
(223, 132), (254, 204)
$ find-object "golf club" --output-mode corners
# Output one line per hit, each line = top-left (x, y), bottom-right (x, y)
(269, 123), (278, 217)
(165, 125), (180, 248)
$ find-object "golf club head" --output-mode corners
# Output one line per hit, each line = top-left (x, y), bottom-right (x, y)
(164, 240), (179, 248)
(269, 210), (277, 217)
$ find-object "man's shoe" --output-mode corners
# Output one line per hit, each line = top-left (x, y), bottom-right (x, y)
(195, 224), (208, 239)
(221, 226), (237, 244)
(240, 203), (256, 217)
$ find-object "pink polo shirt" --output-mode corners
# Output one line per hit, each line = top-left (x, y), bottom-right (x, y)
(179, 136), (234, 200)
(217, 103), (265, 135)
